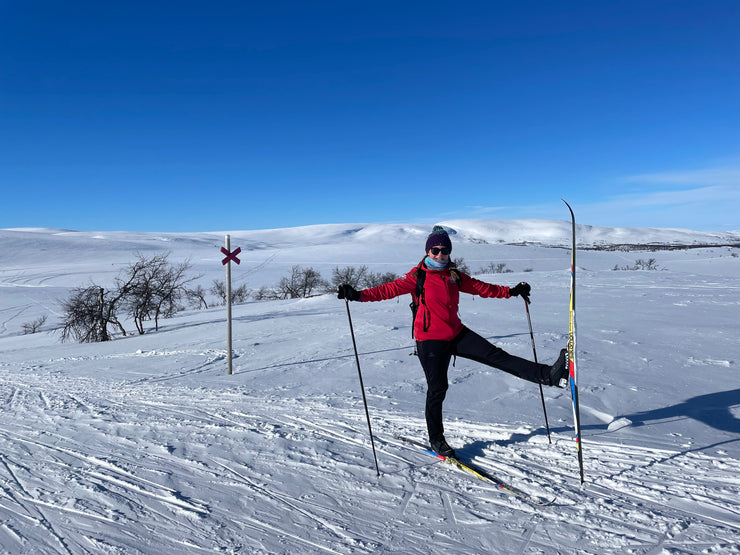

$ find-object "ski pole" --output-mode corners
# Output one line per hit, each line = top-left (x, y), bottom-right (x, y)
(524, 297), (552, 444)
(344, 298), (381, 477)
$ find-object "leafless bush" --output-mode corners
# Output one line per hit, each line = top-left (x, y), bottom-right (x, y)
(362, 270), (399, 288)
(613, 258), (661, 271)
(255, 265), (329, 300)
(60, 253), (201, 342)
(210, 280), (250, 305)
(478, 262), (513, 274)
(122, 254), (199, 334)
(22, 315), (47, 334)
(279, 266), (328, 298)
(453, 258), (470, 274)
(252, 286), (279, 301)
(331, 265), (369, 289)
(330, 265), (400, 290)
(60, 286), (126, 343)
(186, 285), (209, 309)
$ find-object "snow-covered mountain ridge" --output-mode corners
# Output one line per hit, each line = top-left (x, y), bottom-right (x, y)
(5, 218), (740, 250)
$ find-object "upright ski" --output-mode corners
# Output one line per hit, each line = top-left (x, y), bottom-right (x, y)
(395, 435), (553, 505)
(563, 199), (585, 484)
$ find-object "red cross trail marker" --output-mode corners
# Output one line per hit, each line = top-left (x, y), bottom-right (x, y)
(221, 246), (241, 265)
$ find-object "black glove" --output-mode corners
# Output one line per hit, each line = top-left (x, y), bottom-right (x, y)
(337, 283), (361, 302)
(509, 282), (531, 303)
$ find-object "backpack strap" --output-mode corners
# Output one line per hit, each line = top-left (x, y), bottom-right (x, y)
(414, 262), (426, 302)
(409, 261), (426, 339)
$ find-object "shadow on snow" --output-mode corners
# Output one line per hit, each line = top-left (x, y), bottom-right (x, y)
(487, 388), (740, 451)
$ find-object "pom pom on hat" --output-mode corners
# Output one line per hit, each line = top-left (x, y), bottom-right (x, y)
(425, 225), (452, 252)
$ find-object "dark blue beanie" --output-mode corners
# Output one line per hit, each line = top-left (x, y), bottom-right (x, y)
(425, 225), (452, 252)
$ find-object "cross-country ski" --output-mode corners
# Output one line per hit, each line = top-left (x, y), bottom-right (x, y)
(563, 199), (586, 484)
(396, 435), (555, 505)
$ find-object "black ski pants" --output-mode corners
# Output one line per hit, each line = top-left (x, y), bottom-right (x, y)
(416, 327), (551, 443)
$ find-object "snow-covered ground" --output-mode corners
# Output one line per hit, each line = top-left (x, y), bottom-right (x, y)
(0, 220), (738, 554)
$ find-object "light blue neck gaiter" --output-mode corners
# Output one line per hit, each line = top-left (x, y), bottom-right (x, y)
(424, 256), (449, 270)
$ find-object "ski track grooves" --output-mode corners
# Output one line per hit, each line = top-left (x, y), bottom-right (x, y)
(209, 457), (359, 553)
(0, 370), (738, 552)
(0, 453), (74, 554)
(254, 406), (740, 552)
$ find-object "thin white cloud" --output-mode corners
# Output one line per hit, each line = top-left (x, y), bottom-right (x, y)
(608, 184), (740, 209)
(610, 165), (740, 210)
(624, 167), (740, 187)
(582, 165), (740, 230)
(466, 205), (508, 216)
(425, 165), (740, 231)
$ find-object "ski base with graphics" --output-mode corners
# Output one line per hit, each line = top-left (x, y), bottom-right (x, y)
(563, 199), (585, 484)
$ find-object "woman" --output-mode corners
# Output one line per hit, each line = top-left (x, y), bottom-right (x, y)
(338, 225), (567, 458)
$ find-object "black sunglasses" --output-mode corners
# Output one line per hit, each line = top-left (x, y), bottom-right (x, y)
(430, 247), (451, 255)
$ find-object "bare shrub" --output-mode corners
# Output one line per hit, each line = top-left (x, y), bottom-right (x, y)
(186, 285), (209, 309)
(453, 257), (470, 274)
(60, 286), (126, 343)
(252, 286), (280, 301)
(330, 265), (399, 290)
(331, 265), (369, 289)
(22, 315), (47, 334)
(123, 254), (199, 334)
(210, 280), (250, 305)
(255, 266), (329, 300)
(613, 258), (661, 271)
(478, 262), (513, 274)
(60, 252), (201, 342)
(362, 270), (399, 288)
(279, 266), (328, 298)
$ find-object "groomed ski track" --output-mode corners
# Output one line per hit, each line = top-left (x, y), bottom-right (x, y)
(1, 378), (738, 553)
(1, 296), (738, 554)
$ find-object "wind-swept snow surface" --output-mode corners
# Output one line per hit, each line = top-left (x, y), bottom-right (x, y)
(0, 221), (738, 553)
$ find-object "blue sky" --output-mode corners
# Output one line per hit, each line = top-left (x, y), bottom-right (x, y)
(2, 1), (739, 232)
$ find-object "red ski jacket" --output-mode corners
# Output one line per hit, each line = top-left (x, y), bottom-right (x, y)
(360, 263), (510, 342)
